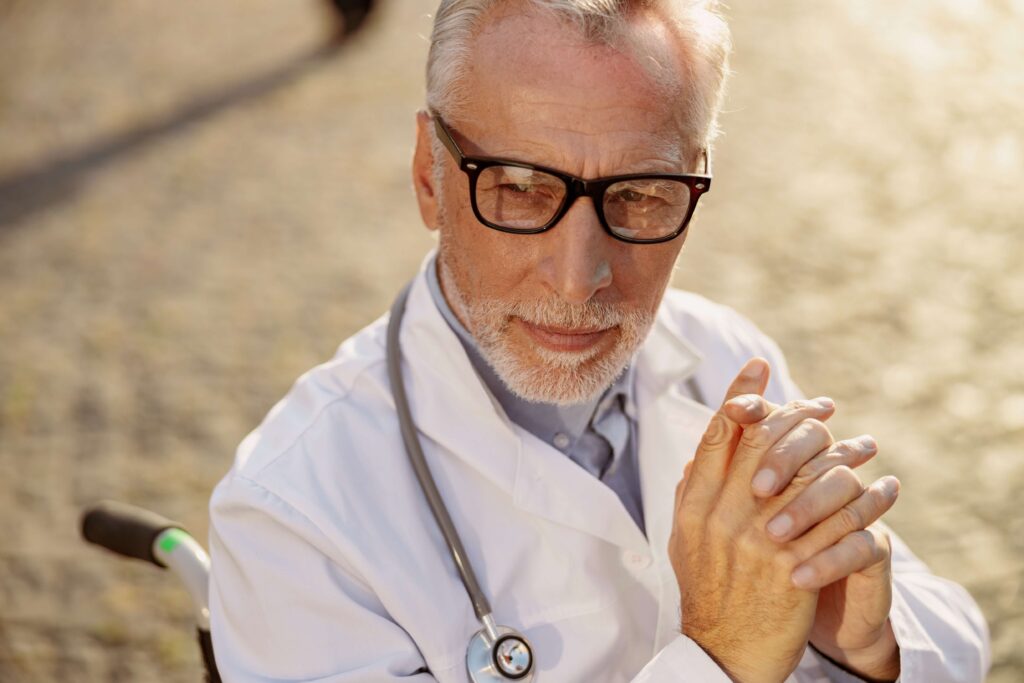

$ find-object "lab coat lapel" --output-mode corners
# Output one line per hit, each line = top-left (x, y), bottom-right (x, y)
(512, 428), (650, 552)
(634, 311), (716, 652)
(399, 269), (521, 496)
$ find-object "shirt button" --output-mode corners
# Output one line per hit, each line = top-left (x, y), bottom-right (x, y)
(553, 433), (570, 450)
(623, 551), (652, 570)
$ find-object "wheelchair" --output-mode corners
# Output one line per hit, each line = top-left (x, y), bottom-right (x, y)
(81, 501), (222, 682)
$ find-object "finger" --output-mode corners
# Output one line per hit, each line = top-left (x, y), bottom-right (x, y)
(789, 435), (879, 489)
(682, 359), (769, 509)
(721, 357), (771, 403)
(765, 465), (865, 542)
(788, 476), (899, 558)
(791, 525), (893, 590)
(751, 416), (835, 498)
(721, 398), (836, 497)
(722, 393), (777, 425)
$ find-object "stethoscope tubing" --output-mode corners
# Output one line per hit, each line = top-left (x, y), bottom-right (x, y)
(386, 281), (494, 623)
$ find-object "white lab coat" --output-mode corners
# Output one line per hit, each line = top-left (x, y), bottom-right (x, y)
(209, 262), (990, 682)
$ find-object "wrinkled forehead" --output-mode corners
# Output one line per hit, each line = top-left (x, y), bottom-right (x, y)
(459, 6), (691, 151)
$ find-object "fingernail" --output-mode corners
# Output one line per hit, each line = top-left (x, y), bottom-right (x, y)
(751, 469), (777, 495)
(880, 476), (900, 497)
(857, 435), (877, 451)
(767, 513), (792, 538)
(815, 396), (835, 409)
(792, 565), (816, 589)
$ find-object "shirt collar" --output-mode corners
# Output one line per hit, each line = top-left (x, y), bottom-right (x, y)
(425, 255), (635, 450)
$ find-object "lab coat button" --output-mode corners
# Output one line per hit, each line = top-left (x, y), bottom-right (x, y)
(553, 433), (571, 450)
(623, 551), (652, 570)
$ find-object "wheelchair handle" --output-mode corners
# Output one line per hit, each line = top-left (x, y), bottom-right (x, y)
(81, 501), (212, 630)
(82, 500), (182, 567)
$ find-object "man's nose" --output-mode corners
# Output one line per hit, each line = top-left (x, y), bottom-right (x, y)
(538, 198), (614, 305)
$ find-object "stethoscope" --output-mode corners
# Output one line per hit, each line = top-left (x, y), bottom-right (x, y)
(386, 282), (536, 682)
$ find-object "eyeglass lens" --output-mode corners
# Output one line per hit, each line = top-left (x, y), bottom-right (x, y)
(474, 165), (693, 240)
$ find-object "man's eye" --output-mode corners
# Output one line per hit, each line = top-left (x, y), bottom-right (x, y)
(618, 189), (648, 202)
(611, 188), (658, 203)
(502, 183), (536, 194)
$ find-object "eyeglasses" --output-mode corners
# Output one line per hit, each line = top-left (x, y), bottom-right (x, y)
(432, 114), (711, 244)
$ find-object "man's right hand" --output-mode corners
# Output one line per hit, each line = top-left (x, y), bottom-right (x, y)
(668, 358), (897, 683)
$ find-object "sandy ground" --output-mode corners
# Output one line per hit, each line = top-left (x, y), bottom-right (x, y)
(0, 0), (1021, 681)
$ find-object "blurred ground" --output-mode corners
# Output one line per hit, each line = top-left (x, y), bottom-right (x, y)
(0, 0), (1021, 681)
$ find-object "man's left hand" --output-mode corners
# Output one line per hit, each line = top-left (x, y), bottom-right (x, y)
(725, 396), (902, 682)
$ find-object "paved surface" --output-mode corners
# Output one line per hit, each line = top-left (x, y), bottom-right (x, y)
(1, 1), (1021, 680)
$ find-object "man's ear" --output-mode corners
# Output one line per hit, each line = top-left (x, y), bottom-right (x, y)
(412, 110), (440, 232)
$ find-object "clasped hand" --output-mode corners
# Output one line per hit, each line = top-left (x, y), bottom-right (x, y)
(669, 358), (902, 683)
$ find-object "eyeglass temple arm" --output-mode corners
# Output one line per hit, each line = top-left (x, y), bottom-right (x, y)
(702, 147), (712, 176)
(431, 114), (466, 166)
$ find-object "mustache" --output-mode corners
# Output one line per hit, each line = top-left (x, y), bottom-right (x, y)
(473, 296), (647, 330)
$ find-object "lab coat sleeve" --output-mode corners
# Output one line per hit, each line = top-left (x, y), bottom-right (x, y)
(883, 527), (991, 682)
(724, 310), (992, 683)
(209, 472), (437, 683)
(628, 634), (734, 682)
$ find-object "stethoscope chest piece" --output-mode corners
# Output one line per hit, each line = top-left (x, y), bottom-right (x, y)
(466, 619), (535, 682)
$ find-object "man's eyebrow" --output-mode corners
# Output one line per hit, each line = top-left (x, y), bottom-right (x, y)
(474, 143), (687, 175)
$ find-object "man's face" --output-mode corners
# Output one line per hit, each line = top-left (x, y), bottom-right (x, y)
(414, 8), (697, 405)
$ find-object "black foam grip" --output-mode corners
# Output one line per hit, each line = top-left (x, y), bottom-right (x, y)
(81, 500), (184, 568)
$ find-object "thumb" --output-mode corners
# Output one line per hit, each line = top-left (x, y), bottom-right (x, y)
(723, 357), (771, 405)
(684, 358), (771, 498)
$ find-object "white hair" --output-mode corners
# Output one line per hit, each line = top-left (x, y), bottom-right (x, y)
(425, 0), (732, 152)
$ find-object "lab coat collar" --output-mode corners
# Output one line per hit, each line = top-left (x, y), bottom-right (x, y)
(635, 306), (704, 399)
(398, 258), (705, 555)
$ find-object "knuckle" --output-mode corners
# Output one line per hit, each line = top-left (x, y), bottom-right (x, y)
(735, 527), (761, 556)
(701, 414), (733, 448)
(790, 469), (817, 491)
(833, 439), (858, 458)
(831, 465), (862, 487)
(678, 510), (701, 536)
(772, 547), (800, 575)
(706, 510), (731, 538)
(850, 529), (877, 559)
(837, 504), (866, 533)
(792, 455), (826, 488)
(804, 418), (832, 441)
(733, 393), (763, 413)
(679, 499), (704, 528)
(741, 422), (774, 450)
(787, 399), (815, 414)
(868, 525), (892, 560)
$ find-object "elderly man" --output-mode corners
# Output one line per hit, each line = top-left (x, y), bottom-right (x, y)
(208, 1), (989, 681)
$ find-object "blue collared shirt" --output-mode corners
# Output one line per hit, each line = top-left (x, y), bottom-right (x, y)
(426, 257), (646, 533)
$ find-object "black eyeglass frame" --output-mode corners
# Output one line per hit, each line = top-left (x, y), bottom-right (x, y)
(432, 114), (712, 245)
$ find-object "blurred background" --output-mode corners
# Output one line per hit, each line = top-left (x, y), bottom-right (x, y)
(0, 0), (1020, 680)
